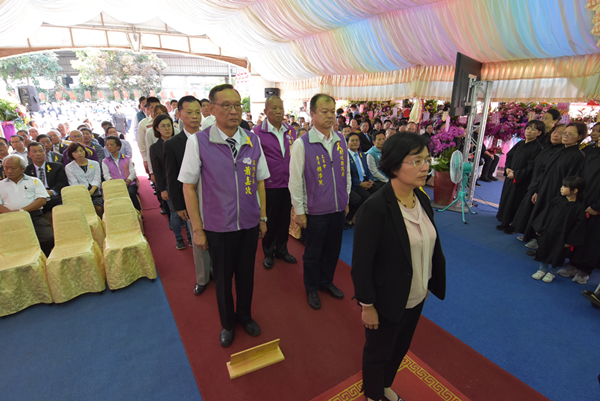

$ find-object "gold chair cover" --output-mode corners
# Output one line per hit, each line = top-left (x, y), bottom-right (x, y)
(0, 212), (53, 316)
(101, 195), (144, 234)
(46, 204), (106, 303)
(61, 185), (105, 247)
(102, 179), (128, 202)
(103, 198), (156, 290)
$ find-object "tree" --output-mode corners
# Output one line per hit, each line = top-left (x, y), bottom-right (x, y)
(71, 50), (167, 94)
(0, 52), (62, 91)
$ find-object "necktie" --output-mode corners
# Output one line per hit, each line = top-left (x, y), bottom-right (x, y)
(354, 153), (364, 180)
(226, 137), (238, 159)
(38, 165), (47, 188)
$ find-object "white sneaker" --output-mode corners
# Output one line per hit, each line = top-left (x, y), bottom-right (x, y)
(557, 265), (579, 277)
(532, 270), (546, 280)
(573, 271), (590, 285)
(525, 239), (538, 249)
(542, 273), (555, 283)
(517, 235), (524, 242)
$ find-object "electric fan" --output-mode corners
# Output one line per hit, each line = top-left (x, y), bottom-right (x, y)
(438, 150), (476, 223)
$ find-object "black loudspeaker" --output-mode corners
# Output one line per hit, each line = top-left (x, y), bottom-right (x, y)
(18, 86), (41, 112)
(264, 87), (280, 98)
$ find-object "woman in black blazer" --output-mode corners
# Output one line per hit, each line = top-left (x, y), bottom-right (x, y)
(351, 133), (446, 401)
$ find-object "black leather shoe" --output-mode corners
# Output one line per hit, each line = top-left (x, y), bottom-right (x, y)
(496, 224), (507, 231)
(193, 284), (206, 295)
(526, 250), (537, 257)
(220, 327), (235, 347)
(276, 254), (297, 264)
(479, 177), (492, 182)
(160, 207), (168, 215)
(490, 177), (499, 181)
(503, 226), (515, 234)
(241, 319), (261, 337)
(582, 290), (600, 309)
(263, 256), (274, 270)
(307, 292), (321, 310)
(320, 284), (344, 299)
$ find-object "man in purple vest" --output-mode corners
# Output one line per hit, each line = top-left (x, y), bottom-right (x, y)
(289, 93), (351, 310)
(253, 96), (298, 270)
(180, 84), (269, 347)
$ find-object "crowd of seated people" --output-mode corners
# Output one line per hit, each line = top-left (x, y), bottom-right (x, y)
(0, 116), (143, 258)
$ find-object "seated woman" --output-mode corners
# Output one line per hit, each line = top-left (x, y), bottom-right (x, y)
(101, 136), (141, 211)
(104, 126), (133, 157)
(65, 142), (104, 217)
(149, 114), (191, 250)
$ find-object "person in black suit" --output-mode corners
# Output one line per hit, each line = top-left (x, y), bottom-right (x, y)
(36, 134), (63, 163)
(357, 120), (373, 152)
(165, 95), (212, 296)
(25, 142), (68, 218)
(351, 133), (446, 401)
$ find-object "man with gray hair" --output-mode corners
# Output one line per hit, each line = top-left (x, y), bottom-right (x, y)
(0, 155), (54, 256)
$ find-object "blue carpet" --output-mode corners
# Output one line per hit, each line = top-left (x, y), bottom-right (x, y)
(340, 181), (600, 401)
(0, 277), (200, 401)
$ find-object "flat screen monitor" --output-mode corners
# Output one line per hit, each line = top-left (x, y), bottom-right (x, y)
(449, 52), (482, 117)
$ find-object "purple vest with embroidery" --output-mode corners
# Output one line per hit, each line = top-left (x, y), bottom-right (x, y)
(197, 128), (262, 232)
(254, 120), (296, 189)
(103, 155), (135, 186)
(301, 131), (349, 215)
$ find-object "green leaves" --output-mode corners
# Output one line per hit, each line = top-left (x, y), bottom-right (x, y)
(0, 52), (62, 89)
(70, 50), (167, 94)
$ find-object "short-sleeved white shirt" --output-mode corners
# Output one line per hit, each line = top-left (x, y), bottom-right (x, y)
(0, 174), (48, 210)
(178, 125), (270, 185)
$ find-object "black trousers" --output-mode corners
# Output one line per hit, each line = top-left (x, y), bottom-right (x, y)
(362, 301), (424, 400)
(347, 185), (378, 221)
(262, 188), (292, 258)
(481, 154), (500, 179)
(128, 184), (141, 211)
(303, 211), (345, 293)
(44, 195), (62, 215)
(205, 226), (259, 331)
(30, 210), (54, 257)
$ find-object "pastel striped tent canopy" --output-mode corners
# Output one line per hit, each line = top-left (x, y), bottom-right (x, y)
(0, 0), (599, 101)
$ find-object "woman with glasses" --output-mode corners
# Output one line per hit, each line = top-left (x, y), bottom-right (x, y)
(519, 122), (587, 248)
(351, 133), (445, 401)
(150, 114), (191, 250)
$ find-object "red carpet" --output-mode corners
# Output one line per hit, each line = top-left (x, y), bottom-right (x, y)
(137, 178), (550, 401)
(311, 351), (471, 401)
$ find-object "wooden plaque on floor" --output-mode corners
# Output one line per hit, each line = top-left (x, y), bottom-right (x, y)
(227, 339), (285, 379)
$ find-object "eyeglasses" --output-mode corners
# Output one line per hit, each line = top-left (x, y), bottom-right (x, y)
(403, 158), (432, 168)
(212, 102), (242, 112)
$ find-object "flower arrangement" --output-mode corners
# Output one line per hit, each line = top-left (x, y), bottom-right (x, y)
(485, 102), (559, 142)
(429, 125), (464, 172)
(346, 100), (401, 121)
(0, 98), (28, 122)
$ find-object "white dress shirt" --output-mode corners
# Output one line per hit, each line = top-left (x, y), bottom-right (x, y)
(348, 149), (365, 181)
(11, 149), (28, 161)
(288, 127), (351, 215)
(145, 128), (158, 174)
(137, 117), (153, 162)
(200, 115), (216, 131)
(267, 119), (287, 157)
(0, 174), (47, 210)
